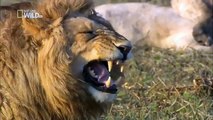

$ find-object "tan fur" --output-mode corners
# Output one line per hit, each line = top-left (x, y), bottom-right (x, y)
(171, 0), (211, 23)
(0, 0), (131, 119)
(95, 1), (213, 52)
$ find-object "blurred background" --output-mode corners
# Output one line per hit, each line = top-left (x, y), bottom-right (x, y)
(0, 0), (171, 6)
(94, 0), (170, 6)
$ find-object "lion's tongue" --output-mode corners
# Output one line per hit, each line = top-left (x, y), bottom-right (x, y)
(90, 63), (110, 83)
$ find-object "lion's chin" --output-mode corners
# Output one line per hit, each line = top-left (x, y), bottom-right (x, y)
(88, 86), (117, 103)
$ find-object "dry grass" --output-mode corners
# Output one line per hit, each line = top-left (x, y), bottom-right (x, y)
(105, 46), (213, 120)
(97, 0), (213, 118)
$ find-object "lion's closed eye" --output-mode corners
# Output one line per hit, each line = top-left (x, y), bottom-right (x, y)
(0, 0), (132, 119)
(76, 31), (97, 41)
(79, 30), (96, 36)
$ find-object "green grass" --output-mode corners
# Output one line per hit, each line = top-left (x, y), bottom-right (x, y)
(105, 46), (213, 120)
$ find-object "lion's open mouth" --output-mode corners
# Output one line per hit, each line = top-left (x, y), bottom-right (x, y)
(83, 60), (124, 94)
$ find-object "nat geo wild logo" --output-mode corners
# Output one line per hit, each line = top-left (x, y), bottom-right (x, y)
(17, 9), (43, 19)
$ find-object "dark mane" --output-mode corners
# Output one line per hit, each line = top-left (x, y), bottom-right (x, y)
(0, 0), (110, 119)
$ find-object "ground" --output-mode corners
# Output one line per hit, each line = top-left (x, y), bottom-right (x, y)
(103, 46), (213, 120)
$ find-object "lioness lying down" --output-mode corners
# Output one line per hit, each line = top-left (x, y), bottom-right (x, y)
(95, 0), (213, 52)
(0, 0), (131, 119)
(172, 0), (213, 47)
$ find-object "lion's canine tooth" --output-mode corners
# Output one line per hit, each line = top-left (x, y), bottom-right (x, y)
(108, 61), (113, 72)
(116, 61), (120, 65)
(120, 65), (124, 72)
(105, 77), (111, 88)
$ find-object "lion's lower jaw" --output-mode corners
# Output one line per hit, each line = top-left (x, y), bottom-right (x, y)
(88, 86), (117, 103)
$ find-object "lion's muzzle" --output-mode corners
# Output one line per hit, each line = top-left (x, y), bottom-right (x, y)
(82, 39), (132, 94)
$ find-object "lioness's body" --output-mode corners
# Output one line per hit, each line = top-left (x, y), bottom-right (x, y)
(95, 2), (213, 52)
(0, 0), (131, 119)
(172, 0), (213, 46)
(171, 0), (212, 23)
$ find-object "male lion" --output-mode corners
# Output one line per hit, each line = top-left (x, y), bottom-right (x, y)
(0, 0), (132, 119)
(95, 0), (213, 52)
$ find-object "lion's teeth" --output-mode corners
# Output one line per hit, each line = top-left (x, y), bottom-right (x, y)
(120, 65), (124, 72)
(105, 77), (111, 88)
(116, 61), (120, 65)
(108, 61), (113, 72)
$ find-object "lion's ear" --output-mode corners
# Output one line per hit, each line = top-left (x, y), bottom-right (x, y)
(22, 18), (63, 40)
(22, 18), (51, 40)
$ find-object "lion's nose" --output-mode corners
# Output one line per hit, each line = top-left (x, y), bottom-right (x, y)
(117, 45), (132, 61)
